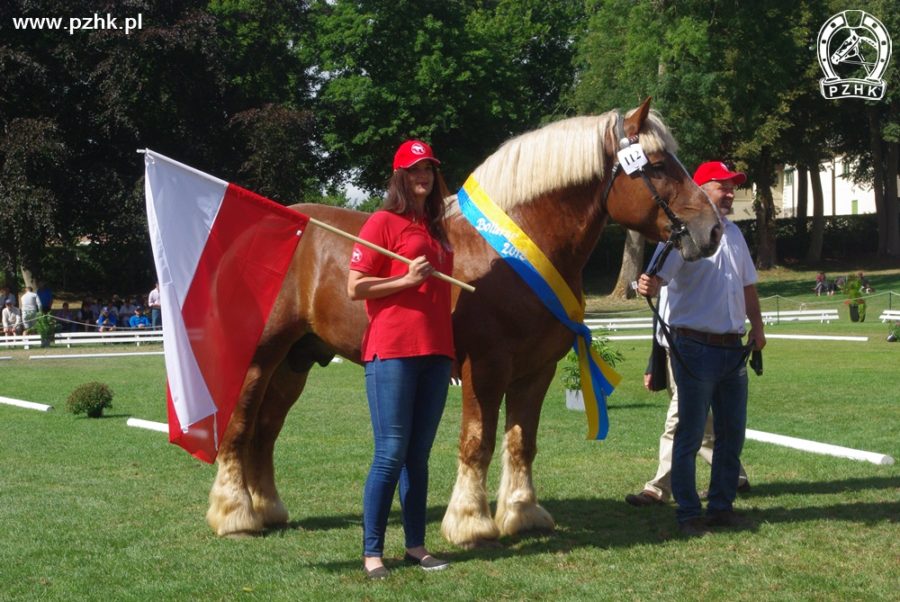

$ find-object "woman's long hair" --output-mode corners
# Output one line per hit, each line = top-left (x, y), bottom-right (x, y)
(382, 164), (451, 248)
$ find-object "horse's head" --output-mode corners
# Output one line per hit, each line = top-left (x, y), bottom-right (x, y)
(604, 98), (721, 261)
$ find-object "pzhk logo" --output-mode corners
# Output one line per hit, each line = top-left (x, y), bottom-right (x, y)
(818, 10), (892, 100)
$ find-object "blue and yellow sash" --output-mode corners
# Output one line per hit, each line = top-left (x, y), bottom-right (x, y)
(457, 175), (621, 440)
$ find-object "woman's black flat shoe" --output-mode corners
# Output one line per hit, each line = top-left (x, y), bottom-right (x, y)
(404, 553), (450, 571)
(364, 565), (389, 580)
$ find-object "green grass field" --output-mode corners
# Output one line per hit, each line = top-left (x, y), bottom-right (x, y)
(1, 269), (898, 601)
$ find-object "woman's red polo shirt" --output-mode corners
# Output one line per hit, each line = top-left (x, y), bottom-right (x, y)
(350, 210), (454, 362)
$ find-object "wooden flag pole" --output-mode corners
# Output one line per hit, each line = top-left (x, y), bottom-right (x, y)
(307, 217), (475, 293)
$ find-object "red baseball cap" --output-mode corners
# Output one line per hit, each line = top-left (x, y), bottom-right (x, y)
(693, 161), (746, 186)
(393, 140), (440, 171)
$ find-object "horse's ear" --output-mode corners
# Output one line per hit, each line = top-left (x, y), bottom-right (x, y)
(624, 96), (652, 137)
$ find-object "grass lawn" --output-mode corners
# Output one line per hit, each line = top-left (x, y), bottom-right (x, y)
(1, 268), (898, 601)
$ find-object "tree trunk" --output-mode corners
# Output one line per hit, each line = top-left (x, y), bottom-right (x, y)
(868, 107), (887, 255)
(884, 139), (899, 256)
(805, 163), (825, 263)
(795, 165), (808, 224)
(20, 266), (36, 291)
(753, 151), (778, 270)
(611, 229), (645, 299)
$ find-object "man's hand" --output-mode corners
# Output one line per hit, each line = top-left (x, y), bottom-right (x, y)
(637, 273), (661, 298)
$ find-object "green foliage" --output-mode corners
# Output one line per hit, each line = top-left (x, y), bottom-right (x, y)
(32, 312), (57, 338)
(306, 0), (580, 190)
(65, 382), (113, 418)
(559, 330), (624, 390)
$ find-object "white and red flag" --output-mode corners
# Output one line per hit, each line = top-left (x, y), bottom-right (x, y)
(143, 150), (308, 463)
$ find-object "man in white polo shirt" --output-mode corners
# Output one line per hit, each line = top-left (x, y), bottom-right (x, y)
(636, 161), (766, 537)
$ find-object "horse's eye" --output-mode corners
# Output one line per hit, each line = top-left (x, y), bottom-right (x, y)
(650, 162), (665, 171)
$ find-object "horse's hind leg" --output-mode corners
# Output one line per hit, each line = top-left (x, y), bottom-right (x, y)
(206, 363), (272, 536)
(494, 366), (556, 537)
(245, 360), (311, 527)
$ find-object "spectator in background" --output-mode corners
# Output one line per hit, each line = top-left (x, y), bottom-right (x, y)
(119, 296), (136, 319)
(129, 306), (150, 329)
(56, 302), (78, 333)
(96, 306), (117, 332)
(78, 299), (95, 331)
(0, 287), (15, 306)
(20, 286), (43, 334)
(37, 282), (53, 313)
(2, 299), (22, 336)
(148, 282), (161, 329)
(813, 272), (827, 296)
(857, 272), (874, 294)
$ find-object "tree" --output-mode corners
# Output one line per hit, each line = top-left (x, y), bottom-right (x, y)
(306, 0), (582, 191)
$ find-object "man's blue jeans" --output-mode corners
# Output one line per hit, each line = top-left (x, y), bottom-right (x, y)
(670, 336), (748, 523)
(362, 355), (451, 557)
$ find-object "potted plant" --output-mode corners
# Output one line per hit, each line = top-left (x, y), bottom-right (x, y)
(887, 322), (900, 343)
(843, 276), (867, 322)
(33, 312), (58, 347)
(560, 329), (625, 411)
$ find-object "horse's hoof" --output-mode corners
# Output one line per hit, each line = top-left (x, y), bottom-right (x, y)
(496, 502), (555, 537)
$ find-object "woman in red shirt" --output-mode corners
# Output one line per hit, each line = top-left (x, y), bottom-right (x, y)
(347, 140), (454, 579)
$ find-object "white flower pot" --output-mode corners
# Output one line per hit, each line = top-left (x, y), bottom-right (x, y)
(565, 389), (584, 412)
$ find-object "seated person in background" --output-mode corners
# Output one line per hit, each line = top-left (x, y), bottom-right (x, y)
(857, 272), (874, 294)
(813, 272), (827, 296)
(128, 306), (150, 329)
(2, 299), (23, 336)
(119, 297), (136, 318)
(55, 302), (78, 333)
(834, 275), (847, 292)
(96, 307), (117, 332)
(78, 300), (95, 331)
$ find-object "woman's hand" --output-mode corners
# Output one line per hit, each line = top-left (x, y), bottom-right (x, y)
(403, 255), (434, 287)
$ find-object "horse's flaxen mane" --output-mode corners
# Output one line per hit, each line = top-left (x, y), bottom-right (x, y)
(456, 108), (677, 212)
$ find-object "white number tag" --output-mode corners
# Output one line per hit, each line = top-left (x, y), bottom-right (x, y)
(617, 144), (648, 175)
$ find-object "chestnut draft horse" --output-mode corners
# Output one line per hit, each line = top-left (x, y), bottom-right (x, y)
(205, 98), (722, 546)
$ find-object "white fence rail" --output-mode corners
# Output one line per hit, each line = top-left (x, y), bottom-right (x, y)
(0, 330), (163, 350)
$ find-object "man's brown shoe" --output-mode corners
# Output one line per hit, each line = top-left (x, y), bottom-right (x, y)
(625, 491), (664, 507)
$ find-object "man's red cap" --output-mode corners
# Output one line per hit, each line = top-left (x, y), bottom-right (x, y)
(693, 161), (747, 186)
(393, 140), (440, 171)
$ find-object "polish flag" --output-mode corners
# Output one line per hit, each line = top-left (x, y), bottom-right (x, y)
(144, 150), (308, 463)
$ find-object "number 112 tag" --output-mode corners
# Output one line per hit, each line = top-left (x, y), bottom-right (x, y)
(617, 144), (648, 175)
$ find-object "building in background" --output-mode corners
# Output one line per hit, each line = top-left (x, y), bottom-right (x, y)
(780, 157), (877, 218)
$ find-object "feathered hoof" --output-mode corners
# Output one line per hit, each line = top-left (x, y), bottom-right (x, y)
(495, 502), (555, 537)
(253, 496), (289, 528)
(441, 506), (500, 547)
(207, 488), (265, 537)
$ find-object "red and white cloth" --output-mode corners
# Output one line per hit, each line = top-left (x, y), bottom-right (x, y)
(144, 150), (308, 463)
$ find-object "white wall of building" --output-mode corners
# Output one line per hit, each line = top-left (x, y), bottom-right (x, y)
(781, 157), (876, 218)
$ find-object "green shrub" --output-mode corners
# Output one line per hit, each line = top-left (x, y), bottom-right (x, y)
(560, 330), (625, 391)
(66, 382), (114, 418)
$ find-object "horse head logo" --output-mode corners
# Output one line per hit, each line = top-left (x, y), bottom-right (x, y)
(818, 10), (892, 100)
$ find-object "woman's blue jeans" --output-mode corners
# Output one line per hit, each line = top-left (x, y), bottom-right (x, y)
(670, 336), (748, 523)
(362, 355), (451, 557)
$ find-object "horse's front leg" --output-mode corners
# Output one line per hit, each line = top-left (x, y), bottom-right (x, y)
(495, 365), (556, 537)
(441, 358), (508, 547)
